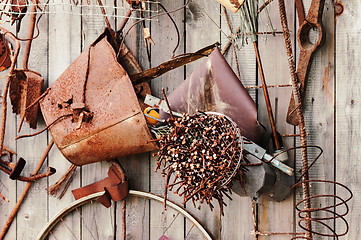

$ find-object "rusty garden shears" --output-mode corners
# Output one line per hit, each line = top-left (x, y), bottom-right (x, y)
(286, 0), (326, 125)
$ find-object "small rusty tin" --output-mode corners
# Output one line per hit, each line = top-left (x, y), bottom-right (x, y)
(40, 29), (157, 166)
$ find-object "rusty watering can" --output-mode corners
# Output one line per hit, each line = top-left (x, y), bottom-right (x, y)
(40, 28), (158, 166)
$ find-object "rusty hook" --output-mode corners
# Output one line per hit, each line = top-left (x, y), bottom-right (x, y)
(0, 157), (55, 182)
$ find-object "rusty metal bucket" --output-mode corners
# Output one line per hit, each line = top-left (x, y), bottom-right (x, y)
(40, 28), (157, 166)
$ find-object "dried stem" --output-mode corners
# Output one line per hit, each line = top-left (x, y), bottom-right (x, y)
(96, 0), (111, 29)
(23, 0), (37, 70)
(0, 27), (21, 154)
(47, 164), (77, 199)
(16, 114), (72, 140)
(0, 192), (8, 202)
(222, 6), (241, 81)
(162, 88), (174, 120)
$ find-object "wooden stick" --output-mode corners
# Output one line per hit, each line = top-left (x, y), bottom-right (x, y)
(0, 140), (54, 240)
(0, 27), (21, 154)
(253, 41), (281, 150)
(23, 0), (37, 70)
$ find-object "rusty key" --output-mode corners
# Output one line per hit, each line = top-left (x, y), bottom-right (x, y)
(286, 0), (326, 125)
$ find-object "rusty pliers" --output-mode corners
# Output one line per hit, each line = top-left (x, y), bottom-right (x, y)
(286, 0), (326, 125)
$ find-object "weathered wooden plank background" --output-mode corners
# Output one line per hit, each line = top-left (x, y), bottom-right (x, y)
(0, 0), (357, 239)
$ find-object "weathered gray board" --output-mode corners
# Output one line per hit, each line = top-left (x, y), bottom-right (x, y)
(0, 0), (355, 239)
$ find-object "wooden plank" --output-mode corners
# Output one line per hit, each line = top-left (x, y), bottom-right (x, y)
(294, 0), (335, 238)
(115, 1), (152, 238)
(149, 1), (186, 239)
(184, 1), (223, 239)
(336, 0), (360, 239)
(256, 1), (296, 239)
(0, 19), (17, 239)
(14, 9), (49, 239)
(220, 5), (257, 240)
(80, 0), (115, 238)
(47, 1), (82, 239)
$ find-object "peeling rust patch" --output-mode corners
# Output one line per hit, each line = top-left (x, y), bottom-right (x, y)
(230, 0), (241, 8)
(322, 65), (333, 102)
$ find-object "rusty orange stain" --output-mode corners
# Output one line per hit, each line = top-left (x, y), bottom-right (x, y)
(260, 197), (270, 232)
(323, 65), (333, 102)
(335, 0), (344, 24)
(335, 1), (344, 17)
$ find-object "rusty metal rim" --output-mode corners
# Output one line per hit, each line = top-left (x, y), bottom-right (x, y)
(36, 190), (214, 240)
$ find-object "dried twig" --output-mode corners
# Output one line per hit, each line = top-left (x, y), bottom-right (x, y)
(47, 164), (77, 199)
(16, 114), (72, 140)
(0, 192), (8, 202)
(222, 6), (241, 81)
(0, 27), (21, 153)
(257, 0), (274, 14)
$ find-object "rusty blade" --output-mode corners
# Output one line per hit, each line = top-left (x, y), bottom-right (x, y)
(129, 43), (219, 85)
(286, 0), (326, 125)
(286, 49), (313, 125)
(9, 69), (44, 129)
(295, 0), (305, 24)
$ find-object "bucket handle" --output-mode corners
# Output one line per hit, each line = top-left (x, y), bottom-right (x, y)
(129, 42), (220, 85)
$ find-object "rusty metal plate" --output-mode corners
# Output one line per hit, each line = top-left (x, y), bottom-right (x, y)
(159, 48), (262, 143)
(40, 30), (157, 166)
(9, 69), (44, 129)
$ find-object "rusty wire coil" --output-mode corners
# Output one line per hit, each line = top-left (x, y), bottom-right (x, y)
(150, 111), (246, 215)
(268, 145), (353, 240)
(290, 179), (352, 240)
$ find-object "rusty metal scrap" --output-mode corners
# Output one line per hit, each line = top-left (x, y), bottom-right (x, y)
(9, 69), (44, 129)
(286, 0), (326, 125)
(0, 33), (11, 71)
(0, 140), (55, 240)
(153, 112), (246, 215)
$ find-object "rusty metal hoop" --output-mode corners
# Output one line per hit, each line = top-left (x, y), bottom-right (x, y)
(36, 190), (214, 240)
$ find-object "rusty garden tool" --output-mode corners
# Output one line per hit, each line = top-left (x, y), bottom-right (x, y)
(0, 157), (25, 180)
(286, 0), (326, 125)
(0, 140), (55, 240)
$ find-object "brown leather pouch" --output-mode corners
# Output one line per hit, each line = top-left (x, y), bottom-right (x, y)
(40, 28), (158, 166)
